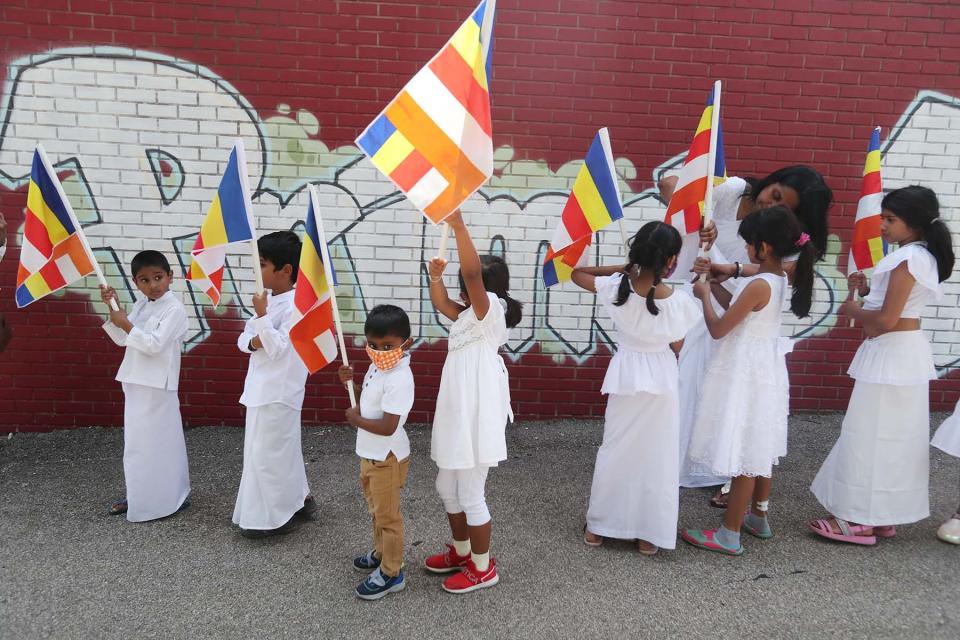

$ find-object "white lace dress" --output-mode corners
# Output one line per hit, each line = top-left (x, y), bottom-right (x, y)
(431, 292), (513, 470)
(686, 272), (789, 478)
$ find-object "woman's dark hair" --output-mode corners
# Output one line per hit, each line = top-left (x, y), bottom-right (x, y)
(882, 185), (955, 282)
(615, 220), (682, 315)
(744, 165), (833, 260)
(258, 231), (302, 283)
(365, 304), (411, 340)
(458, 255), (522, 328)
(738, 205), (816, 318)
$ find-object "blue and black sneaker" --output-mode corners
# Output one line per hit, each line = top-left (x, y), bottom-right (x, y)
(353, 549), (381, 572)
(355, 567), (406, 601)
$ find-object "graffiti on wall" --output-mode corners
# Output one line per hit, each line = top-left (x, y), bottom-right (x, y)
(0, 49), (958, 371)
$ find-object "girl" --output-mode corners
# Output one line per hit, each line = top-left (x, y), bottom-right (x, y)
(423, 209), (521, 594)
(809, 186), (955, 545)
(681, 206), (816, 555)
(932, 402), (960, 544)
(660, 166), (833, 502)
(573, 221), (701, 555)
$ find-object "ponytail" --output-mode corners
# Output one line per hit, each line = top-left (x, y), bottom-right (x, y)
(501, 293), (523, 329)
(469, 255), (524, 329)
(614, 263), (634, 307)
(790, 241), (816, 319)
(882, 186), (955, 282)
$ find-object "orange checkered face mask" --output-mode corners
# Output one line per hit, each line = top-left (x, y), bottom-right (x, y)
(365, 336), (411, 371)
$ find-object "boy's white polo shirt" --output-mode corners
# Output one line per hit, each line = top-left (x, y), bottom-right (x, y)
(356, 354), (414, 461)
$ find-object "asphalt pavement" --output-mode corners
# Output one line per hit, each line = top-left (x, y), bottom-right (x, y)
(1, 413), (958, 639)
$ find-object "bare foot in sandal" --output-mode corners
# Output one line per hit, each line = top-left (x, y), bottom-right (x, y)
(583, 525), (603, 547)
(709, 489), (729, 509)
(637, 540), (658, 556)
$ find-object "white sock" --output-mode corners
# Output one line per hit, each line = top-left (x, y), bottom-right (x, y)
(452, 539), (471, 557)
(471, 551), (490, 572)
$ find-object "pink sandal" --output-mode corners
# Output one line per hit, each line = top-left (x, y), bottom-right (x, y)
(808, 517), (877, 546)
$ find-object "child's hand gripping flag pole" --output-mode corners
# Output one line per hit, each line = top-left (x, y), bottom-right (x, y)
(290, 185), (356, 407)
(846, 126), (886, 327)
(15, 144), (118, 311)
(185, 139), (262, 306)
(542, 127), (625, 288)
(356, 0), (498, 260)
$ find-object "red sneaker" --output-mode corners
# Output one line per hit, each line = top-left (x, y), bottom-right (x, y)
(424, 544), (470, 574)
(441, 558), (499, 594)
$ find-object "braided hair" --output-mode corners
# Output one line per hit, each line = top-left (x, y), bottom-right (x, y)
(615, 221), (683, 315)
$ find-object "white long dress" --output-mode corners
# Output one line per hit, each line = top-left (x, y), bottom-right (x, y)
(687, 273), (790, 478)
(932, 401), (960, 458)
(432, 292), (512, 470)
(103, 291), (191, 522)
(811, 243), (941, 525)
(586, 275), (700, 549)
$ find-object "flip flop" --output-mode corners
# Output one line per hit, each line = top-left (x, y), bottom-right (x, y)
(808, 517), (876, 546)
(109, 499), (128, 515)
(874, 525), (896, 539)
(637, 540), (659, 556)
(583, 524), (603, 547)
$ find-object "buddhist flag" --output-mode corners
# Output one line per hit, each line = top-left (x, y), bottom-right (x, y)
(15, 147), (96, 308)
(542, 128), (622, 288)
(185, 140), (256, 306)
(664, 84), (726, 235)
(289, 186), (342, 374)
(848, 127), (888, 273)
(356, 0), (496, 224)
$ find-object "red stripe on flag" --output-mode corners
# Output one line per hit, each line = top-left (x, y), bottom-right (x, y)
(559, 193), (593, 244)
(859, 171), (881, 199)
(428, 45), (493, 137)
(685, 129), (711, 165)
(38, 259), (68, 291)
(289, 298), (336, 374)
(23, 211), (55, 258)
(852, 215), (882, 243)
(390, 149), (433, 192)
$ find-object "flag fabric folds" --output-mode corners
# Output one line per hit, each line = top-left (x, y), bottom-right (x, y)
(542, 128), (622, 288)
(848, 127), (888, 273)
(289, 191), (340, 374)
(356, 0), (496, 224)
(664, 86), (726, 235)
(185, 141), (255, 306)
(15, 148), (95, 308)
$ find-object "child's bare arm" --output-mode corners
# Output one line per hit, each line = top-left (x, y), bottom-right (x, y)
(344, 406), (402, 436)
(447, 210), (490, 320)
(571, 264), (628, 293)
(695, 278), (771, 339)
(428, 257), (466, 321)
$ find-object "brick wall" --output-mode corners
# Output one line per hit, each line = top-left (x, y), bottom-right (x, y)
(1, 0), (959, 432)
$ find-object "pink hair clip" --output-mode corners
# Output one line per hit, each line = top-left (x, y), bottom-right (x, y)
(795, 232), (810, 247)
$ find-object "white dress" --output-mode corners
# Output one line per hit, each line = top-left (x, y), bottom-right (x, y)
(932, 401), (960, 458)
(811, 243), (941, 525)
(103, 291), (191, 522)
(431, 292), (512, 470)
(687, 272), (790, 478)
(586, 275), (700, 549)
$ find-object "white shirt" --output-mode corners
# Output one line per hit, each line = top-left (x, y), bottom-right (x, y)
(356, 354), (415, 461)
(102, 290), (188, 391)
(237, 290), (308, 409)
(863, 243), (941, 319)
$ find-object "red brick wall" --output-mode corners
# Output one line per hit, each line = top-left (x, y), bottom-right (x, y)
(1, 0), (959, 432)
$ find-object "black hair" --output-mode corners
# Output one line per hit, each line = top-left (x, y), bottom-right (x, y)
(258, 231), (301, 283)
(130, 250), (171, 277)
(882, 185), (955, 282)
(738, 205), (816, 318)
(458, 255), (522, 328)
(744, 165), (833, 260)
(616, 221), (682, 315)
(365, 304), (412, 340)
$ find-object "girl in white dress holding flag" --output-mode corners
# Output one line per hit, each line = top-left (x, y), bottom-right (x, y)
(573, 221), (700, 555)
(809, 186), (955, 545)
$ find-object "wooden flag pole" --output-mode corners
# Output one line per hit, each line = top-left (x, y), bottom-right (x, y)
(310, 185), (356, 408)
(234, 138), (264, 295)
(437, 222), (451, 262)
(35, 144), (119, 311)
(697, 80), (722, 282)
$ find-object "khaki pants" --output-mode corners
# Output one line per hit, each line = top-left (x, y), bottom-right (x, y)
(359, 453), (410, 577)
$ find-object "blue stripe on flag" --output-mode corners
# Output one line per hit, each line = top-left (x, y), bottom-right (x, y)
(868, 127), (881, 153)
(15, 284), (35, 308)
(542, 258), (559, 288)
(584, 134), (624, 222)
(305, 197), (337, 286)
(472, 0), (494, 82)
(714, 124), (726, 178)
(31, 152), (76, 235)
(357, 114), (397, 159)
(217, 148), (254, 243)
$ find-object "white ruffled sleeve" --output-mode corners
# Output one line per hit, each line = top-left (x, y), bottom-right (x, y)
(874, 244), (942, 300)
(711, 176), (747, 222)
(667, 289), (703, 342)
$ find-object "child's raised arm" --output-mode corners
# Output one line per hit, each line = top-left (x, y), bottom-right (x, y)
(571, 264), (628, 293)
(427, 257), (466, 322)
(693, 277), (771, 339)
(447, 210), (490, 320)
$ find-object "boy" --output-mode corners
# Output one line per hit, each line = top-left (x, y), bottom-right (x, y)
(233, 231), (314, 538)
(100, 250), (190, 522)
(338, 304), (415, 600)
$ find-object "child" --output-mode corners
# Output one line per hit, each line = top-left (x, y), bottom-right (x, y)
(423, 209), (521, 594)
(100, 250), (190, 522)
(932, 402), (960, 544)
(233, 231), (314, 538)
(662, 166), (832, 498)
(572, 221), (700, 555)
(337, 305), (415, 600)
(681, 206), (816, 555)
(809, 186), (955, 545)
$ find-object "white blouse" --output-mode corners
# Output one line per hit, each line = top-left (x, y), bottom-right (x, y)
(862, 243), (941, 319)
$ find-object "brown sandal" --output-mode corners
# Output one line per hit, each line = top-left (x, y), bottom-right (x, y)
(583, 524), (603, 547)
(637, 540), (659, 556)
(109, 499), (128, 515)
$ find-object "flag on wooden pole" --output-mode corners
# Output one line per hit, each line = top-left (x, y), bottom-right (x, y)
(847, 127), (888, 273)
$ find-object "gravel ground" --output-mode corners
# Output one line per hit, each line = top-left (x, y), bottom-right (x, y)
(1, 413), (958, 639)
